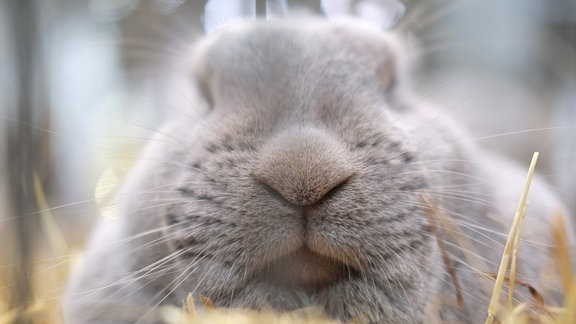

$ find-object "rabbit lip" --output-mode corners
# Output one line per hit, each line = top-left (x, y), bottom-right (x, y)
(260, 246), (359, 291)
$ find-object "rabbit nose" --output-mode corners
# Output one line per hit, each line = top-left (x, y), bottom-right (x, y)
(253, 129), (356, 206)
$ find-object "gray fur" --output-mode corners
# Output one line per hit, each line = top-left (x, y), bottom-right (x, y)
(63, 18), (574, 323)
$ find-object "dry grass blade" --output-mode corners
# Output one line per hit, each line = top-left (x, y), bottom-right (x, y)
(431, 200), (494, 297)
(507, 202), (529, 311)
(552, 214), (573, 294)
(485, 152), (539, 324)
(421, 194), (464, 308)
(563, 277), (576, 324)
(483, 272), (546, 306)
(187, 292), (197, 318)
(199, 294), (215, 309)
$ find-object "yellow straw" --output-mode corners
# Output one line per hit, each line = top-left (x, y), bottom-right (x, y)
(485, 152), (539, 324)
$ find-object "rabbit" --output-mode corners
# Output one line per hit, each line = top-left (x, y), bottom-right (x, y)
(62, 17), (574, 323)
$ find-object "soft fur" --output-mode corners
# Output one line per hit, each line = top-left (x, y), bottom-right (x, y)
(63, 18), (574, 323)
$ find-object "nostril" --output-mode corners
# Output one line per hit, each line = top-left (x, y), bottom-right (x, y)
(321, 175), (353, 202)
(255, 177), (290, 204)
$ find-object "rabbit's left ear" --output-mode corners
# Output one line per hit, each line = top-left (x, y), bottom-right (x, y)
(321, 0), (406, 30)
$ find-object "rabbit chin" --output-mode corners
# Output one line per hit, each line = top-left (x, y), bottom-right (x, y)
(257, 246), (359, 293)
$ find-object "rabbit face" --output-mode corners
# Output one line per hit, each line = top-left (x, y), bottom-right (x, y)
(157, 20), (442, 320)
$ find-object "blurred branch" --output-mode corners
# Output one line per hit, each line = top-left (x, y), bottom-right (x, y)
(6, 0), (44, 322)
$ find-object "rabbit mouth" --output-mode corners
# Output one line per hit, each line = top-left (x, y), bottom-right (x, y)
(259, 246), (359, 292)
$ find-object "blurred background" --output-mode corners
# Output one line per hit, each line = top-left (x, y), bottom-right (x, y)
(0, 0), (575, 322)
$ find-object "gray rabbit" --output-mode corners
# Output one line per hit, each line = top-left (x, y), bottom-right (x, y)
(63, 17), (574, 323)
